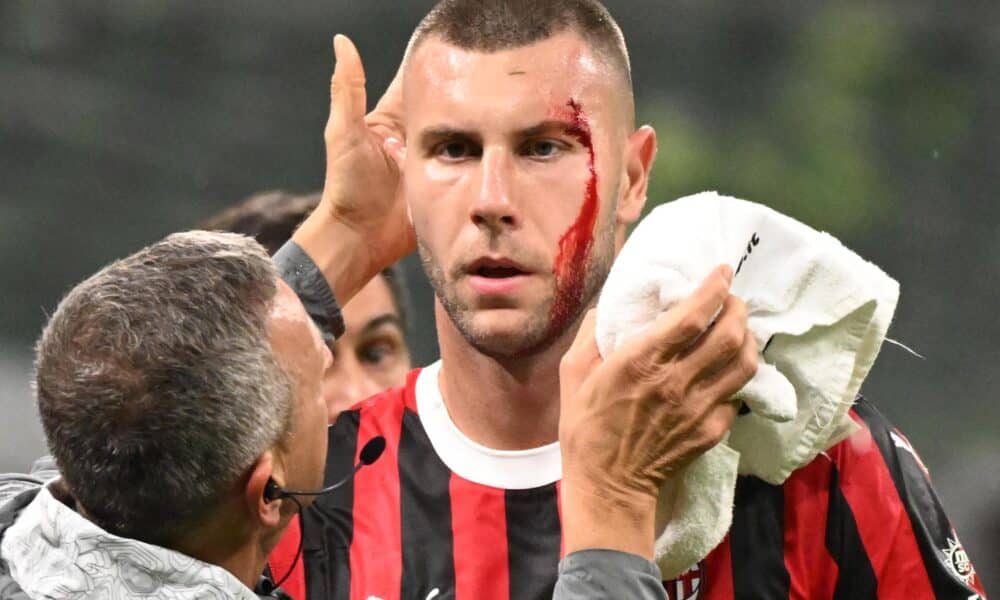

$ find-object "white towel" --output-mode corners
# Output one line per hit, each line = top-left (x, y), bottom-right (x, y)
(595, 191), (899, 578)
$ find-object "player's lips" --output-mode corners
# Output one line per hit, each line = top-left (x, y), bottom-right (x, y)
(464, 256), (534, 295)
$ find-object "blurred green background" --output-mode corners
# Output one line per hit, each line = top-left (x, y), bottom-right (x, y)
(1, 0), (996, 586)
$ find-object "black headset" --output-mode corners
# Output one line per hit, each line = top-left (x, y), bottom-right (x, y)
(262, 436), (386, 590)
(263, 435), (386, 502)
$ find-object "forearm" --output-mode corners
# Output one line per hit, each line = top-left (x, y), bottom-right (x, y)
(291, 209), (383, 307)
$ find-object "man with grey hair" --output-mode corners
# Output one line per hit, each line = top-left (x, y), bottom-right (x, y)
(0, 231), (333, 599)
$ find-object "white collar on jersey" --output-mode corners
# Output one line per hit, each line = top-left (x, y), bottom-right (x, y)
(415, 361), (562, 490)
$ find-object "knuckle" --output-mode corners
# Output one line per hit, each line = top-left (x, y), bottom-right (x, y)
(677, 313), (708, 340)
(718, 324), (743, 355)
(730, 296), (748, 322)
(740, 354), (759, 380)
(625, 356), (661, 386)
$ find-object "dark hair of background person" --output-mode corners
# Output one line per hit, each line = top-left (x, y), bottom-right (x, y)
(34, 232), (293, 546)
(199, 191), (411, 332)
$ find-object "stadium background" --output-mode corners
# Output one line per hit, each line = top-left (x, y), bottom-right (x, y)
(1, 0), (996, 588)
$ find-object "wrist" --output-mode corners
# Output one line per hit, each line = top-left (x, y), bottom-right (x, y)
(292, 209), (382, 305)
(560, 470), (657, 560)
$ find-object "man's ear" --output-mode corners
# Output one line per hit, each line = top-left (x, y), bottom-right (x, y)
(245, 450), (283, 529)
(616, 125), (658, 227)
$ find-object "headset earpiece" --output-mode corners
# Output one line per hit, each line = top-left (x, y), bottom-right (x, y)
(264, 478), (284, 503)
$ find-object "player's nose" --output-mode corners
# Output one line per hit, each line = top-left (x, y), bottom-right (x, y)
(470, 147), (520, 234)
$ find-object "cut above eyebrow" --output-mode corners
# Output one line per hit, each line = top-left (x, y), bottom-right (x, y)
(516, 119), (576, 138)
(360, 313), (404, 336)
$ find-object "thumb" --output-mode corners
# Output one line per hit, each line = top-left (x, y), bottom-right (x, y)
(562, 310), (601, 380)
(328, 34), (368, 140)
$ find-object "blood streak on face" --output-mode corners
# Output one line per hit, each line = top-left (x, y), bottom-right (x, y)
(548, 99), (599, 333)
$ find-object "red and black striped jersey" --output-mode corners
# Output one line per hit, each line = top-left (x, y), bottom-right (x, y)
(270, 365), (988, 600)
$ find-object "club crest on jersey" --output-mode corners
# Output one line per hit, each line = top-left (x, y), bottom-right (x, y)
(663, 562), (703, 600)
(941, 536), (975, 585)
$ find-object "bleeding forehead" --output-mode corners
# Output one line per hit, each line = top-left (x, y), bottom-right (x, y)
(404, 33), (613, 128)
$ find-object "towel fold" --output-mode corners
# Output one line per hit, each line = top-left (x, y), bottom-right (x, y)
(595, 191), (899, 578)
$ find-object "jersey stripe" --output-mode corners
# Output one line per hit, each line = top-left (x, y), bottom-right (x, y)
(826, 462), (877, 599)
(450, 476), (510, 600)
(826, 467), (878, 600)
(832, 409), (936, 598)
(850, 402), (987, 597)
(783, 454), (838, 599)
(399, 409), (455, 599)
(505, 484), (561, 600)
(730, 476), (791, 599)
(300, 409), (360, 600)
(349, 398), (405, 600)
(700, 533), (734, 600)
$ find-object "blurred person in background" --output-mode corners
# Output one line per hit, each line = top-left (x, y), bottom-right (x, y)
(201, 191), (412, 420)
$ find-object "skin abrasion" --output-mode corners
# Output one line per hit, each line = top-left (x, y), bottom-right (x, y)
(548, 98), (599, 335)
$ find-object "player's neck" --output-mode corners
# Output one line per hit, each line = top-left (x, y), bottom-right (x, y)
(434, 305), (578, 451)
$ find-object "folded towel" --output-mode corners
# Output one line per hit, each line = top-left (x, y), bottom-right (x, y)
(595, 191), (899, 578)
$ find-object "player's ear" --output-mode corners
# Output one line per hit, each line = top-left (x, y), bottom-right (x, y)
(616, 125), (657, 226)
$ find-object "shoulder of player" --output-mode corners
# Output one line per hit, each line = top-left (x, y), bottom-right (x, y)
(329, 368), (422, 431)
(821, 395), (929, 479)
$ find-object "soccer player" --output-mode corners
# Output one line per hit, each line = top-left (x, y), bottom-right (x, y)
(276, 1), (989, 598)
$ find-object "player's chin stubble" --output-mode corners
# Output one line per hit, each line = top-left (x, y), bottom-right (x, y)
(417, 233), (613, 361)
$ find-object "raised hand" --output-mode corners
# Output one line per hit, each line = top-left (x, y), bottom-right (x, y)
(323, 35), (413, 268)
(295, 35), (414, 304)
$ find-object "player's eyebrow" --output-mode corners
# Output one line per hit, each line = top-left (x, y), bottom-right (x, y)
(417, 126), (483, 148)
(417, 119), (576, 149)
(516, 119), (576, 138)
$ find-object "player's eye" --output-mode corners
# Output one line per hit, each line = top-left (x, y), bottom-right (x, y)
(521, 139), (565, 159)
(435, 140), (481, 161)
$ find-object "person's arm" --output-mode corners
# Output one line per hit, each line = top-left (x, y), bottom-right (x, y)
(554, 266), (758, 599)
(289, 35), (412, 309)
(273, 35), (409, 341)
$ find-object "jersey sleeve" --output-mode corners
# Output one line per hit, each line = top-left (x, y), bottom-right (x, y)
(831, 399), (988, 598)
(273, 240), (345, 342)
